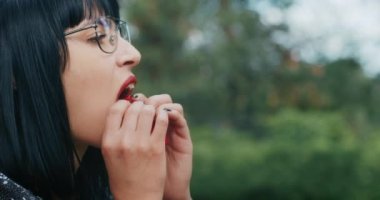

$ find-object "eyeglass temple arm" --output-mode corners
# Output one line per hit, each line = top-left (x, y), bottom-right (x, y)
(64, 25), (97, 36)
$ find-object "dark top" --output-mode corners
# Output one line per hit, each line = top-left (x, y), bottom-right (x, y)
(0, 172), (41, 200)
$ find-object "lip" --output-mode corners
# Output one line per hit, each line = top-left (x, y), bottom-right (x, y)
(116, 75), (137, 101)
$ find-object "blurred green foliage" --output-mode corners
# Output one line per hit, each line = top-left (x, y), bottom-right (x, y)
(192, 111), (380, 199)
(121, 0), (380, 199)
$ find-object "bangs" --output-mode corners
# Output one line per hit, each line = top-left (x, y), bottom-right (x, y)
(60, 0), (119, 29)
(58, 0), (120, 70)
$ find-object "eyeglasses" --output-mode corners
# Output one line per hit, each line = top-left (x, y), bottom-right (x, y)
(64, 16), (131, 54)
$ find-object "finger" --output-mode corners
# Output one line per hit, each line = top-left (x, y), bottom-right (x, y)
(151, 108), (169, 146)
(121, 101), (144, 132)
(132, 93), (147, 102)
(102, 100), (130, 156)
(158, 103), (184, 115)
(163, 108), (192, 150)
(136, 104), (156, 138)
(145, 94), (172, 108)
(104, 100), (130, 135)
(166, 109), (190, 139)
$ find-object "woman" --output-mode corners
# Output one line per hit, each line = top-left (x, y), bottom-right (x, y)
(0, 0), (193, 199)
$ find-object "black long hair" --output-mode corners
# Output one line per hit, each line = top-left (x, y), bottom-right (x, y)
(0, 0), (120, 199)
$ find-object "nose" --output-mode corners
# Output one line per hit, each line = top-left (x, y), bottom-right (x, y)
(116, 38), (141, 69)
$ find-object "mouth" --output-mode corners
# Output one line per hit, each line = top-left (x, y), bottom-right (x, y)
(117, 76), (137, 102)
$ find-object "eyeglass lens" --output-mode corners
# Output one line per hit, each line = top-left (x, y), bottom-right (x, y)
(96, 17), (117, 53)
(95, 17), (131, 53)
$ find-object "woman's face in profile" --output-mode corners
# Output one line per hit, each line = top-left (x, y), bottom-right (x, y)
(61, 17), (141, 147)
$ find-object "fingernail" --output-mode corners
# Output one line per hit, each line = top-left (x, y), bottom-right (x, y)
(163, 108), (171, 112)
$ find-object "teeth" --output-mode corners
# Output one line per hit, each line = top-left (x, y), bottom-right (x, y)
(118, 83), (136, 100)
(127, 84), (135, 89)
(124, 84), (134, 95)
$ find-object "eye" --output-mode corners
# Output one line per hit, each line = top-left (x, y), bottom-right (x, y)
(87, 33), (106, 43)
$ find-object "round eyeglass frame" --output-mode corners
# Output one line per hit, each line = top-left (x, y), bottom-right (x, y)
(64, 16), (131, 54)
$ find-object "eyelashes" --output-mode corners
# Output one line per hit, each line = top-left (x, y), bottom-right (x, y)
(87, 33), (107, 43)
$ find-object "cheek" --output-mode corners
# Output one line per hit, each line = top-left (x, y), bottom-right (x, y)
(62, 52), (117, 146)
(66, 89), (111, 147)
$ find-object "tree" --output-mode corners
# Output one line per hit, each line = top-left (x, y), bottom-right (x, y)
(123, 0), (286, 131)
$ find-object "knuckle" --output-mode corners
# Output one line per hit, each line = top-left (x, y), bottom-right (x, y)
(132, 101), (144, 108)
(128, 101), (144, 113)
(174, 103), (184, 112)
(120, 139), (134, 153)
(101, 142), (115, 156)
(109, 101), (127, 115)
(137, 143), (151, 153)
(156, 114), (169, 126)
(143, 105), (155, 114)
(161, 94), (172, 102)
(147, 95), (160, 105)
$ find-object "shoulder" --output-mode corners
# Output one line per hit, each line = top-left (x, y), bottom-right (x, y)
(0, 172), (41, 200)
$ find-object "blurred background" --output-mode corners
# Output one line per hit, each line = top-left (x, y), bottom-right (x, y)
(121, 0), (380, 199)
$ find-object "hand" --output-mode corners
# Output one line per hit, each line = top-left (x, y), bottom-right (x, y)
(101, 100), (169, 200)
(135, 94), (193, 200)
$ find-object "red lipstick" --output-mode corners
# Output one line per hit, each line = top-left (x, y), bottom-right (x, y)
(117, 76), (137, 103)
